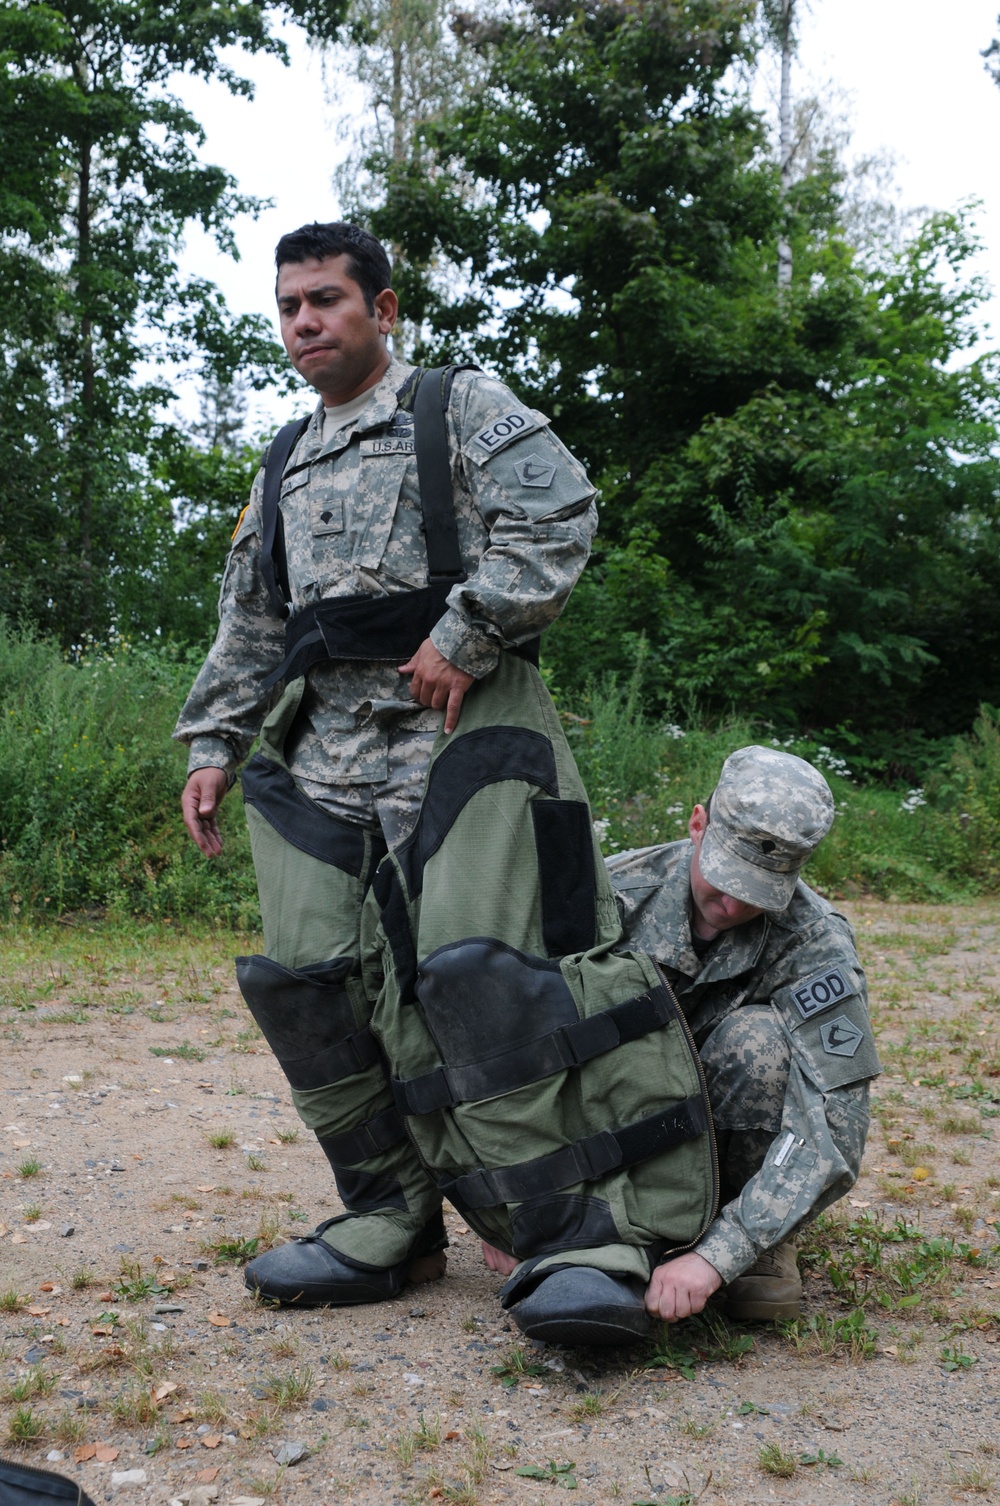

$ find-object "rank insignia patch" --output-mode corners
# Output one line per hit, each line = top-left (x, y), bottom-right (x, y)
(513, 453), (556, 488)
(819, 1015), (865, 1057)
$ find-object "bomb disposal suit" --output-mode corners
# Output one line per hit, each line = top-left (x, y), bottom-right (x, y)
(175, 337), (718, 1339)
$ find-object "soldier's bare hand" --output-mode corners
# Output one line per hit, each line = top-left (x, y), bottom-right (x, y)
(181, 767), (229, 858)
(399, 638), (474, 734)
(481, 1240), (519, 1276)
(645, 1252), (722, 1322)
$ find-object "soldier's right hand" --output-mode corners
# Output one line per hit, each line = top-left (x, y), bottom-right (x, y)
(181, 767), (230, 858)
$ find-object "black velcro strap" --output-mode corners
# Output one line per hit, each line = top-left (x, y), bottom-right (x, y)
(260, 583), (453, 691)
(394, 984), (675, 1115)
(316, 1107), (406, 1168)
(439, 1095), (709, 1211)
(284, 1027), (381, 1092)
(260, 416), (311, 619)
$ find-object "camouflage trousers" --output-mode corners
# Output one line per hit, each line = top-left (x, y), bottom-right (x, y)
(699, 1006), (790, 1207)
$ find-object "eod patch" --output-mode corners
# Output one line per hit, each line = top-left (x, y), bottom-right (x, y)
(789, 964), (856, 1021)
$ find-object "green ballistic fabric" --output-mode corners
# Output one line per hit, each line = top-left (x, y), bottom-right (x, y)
(365, 655), (717, 1278)
(242, 681), (443, 1269)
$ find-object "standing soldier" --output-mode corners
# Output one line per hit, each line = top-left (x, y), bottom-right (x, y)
(175, 221), (719, 1344)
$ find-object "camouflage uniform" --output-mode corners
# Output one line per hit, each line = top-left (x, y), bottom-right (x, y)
(607, 840), (880, 1284)
(174, 358), (596, 812)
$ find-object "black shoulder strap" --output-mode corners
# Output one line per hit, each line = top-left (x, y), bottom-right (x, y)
(413, 365), (477, 585)
(260, 416), (311, 619)
(259, 365), (477, 621)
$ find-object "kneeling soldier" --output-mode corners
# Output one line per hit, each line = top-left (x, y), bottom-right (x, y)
(483, 744), (880, 1325)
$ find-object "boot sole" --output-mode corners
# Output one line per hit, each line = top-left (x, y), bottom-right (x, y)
(516, 1311), (652, 1348)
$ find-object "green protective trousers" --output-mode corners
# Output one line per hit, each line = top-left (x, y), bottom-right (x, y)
(363, 652), (718, 1288)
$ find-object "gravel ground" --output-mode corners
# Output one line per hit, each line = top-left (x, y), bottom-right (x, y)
(1, 900), (998, 1506)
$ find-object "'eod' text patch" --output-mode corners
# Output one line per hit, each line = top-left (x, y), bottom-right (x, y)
(790, 964), (854, 1020)
(473, 411), (532, 453)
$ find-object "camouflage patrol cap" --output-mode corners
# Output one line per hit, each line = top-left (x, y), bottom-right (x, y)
(699, 745), (835, 911)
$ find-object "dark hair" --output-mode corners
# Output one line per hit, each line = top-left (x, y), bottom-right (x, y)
(274, 222), (392, 315)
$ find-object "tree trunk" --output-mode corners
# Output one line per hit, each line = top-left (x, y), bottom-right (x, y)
(776, 0), (794, 290)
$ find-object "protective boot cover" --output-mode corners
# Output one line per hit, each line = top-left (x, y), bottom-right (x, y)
(237, 677), (444, 1270)
(364, 653), (718, 1286)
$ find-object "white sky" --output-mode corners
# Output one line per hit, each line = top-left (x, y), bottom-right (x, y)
(172, 0), (1000, 431)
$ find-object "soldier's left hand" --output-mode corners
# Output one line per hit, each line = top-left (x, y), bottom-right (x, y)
(645, 1251), (723, 1322)
(399, 639), (474, 734)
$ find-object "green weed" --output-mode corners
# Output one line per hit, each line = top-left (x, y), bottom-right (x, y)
(149, 1040), (206, 1061)
(758, 1442), (797, 1478)
(490, 1346), (548, 1388)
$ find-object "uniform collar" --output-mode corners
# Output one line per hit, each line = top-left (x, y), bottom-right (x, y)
(296, 358), (418, 462)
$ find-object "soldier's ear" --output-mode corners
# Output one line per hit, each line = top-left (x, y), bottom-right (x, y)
(689, 804), (707, 843)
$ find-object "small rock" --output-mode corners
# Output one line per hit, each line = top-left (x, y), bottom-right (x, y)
(111, 1469), (148, 1487)
(46, 1450), (65, 1462)
(191, 1258), (210, 1272)
(23, 1348), (48, 1364)
(154, 1303), (185, 1314)
(196, 1423), (212, 1434)
(408, 1307), (426, 1318)
(76, 1398), (101, 1411)
(109, 1161), (125, 1172)
(59, 1224), (75, 1238)
(230, 1499), (267, 1506)
(311, 1397), (330, 1412)
(272, 1440), (309, 1466)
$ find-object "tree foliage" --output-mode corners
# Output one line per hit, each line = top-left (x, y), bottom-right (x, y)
(368, 0), (1000, 747)
(0, 0), (345, 646)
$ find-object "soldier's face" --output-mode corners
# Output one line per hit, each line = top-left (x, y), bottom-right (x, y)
(687, 805), (764, 940)
(275, 254), (398, 405)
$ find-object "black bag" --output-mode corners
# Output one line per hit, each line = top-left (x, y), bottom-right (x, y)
(0, 1455), (98, 1505)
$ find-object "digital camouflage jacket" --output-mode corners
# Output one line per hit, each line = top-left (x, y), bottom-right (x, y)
(174, 360), (597, 788)
(607, 842), (881, 1282)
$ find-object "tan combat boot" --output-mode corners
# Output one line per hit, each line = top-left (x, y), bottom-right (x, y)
(721, 1240), (801, 1322)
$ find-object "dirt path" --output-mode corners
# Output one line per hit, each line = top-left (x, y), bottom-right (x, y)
(1, 903), (998, 1506)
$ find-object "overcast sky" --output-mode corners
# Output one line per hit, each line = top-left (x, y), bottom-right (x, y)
(173, 0), (1000, 430)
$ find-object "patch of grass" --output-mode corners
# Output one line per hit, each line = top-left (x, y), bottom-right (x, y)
(113, 1260), (169, 1302)
(52, 1409), (87, 1445)
(4, 1367), (56, 1403)
(7, 1405), (44, 1444)
(261, 1368), (313, 1409)
(781, 1308), (878, 1361)
(197, 1389), (228, 1427)
(149, 1039), (206, 1060)
(758, 1442), (797, 1478)
(515, 1458), (578, 1488)
(17, 1157), (42, 1179)
(22, 1203), (43, 1222)
(570, 1392), (606, 1421)
(111, 1386), (159, 1427)
(396, 1411), (443, 1465)
(274, 1126), (299, 1144)
(207, 1128), (236, 1149)
(490, 1346), (548, 1388)
(247, 1153), (267, 1172)
(0, 1289), (27, 1313)
(70, 1267), (96, 1290)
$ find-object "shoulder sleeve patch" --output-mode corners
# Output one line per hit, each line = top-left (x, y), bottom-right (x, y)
(787, 964), (857, 1021)
(471, 409), (542, 456)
